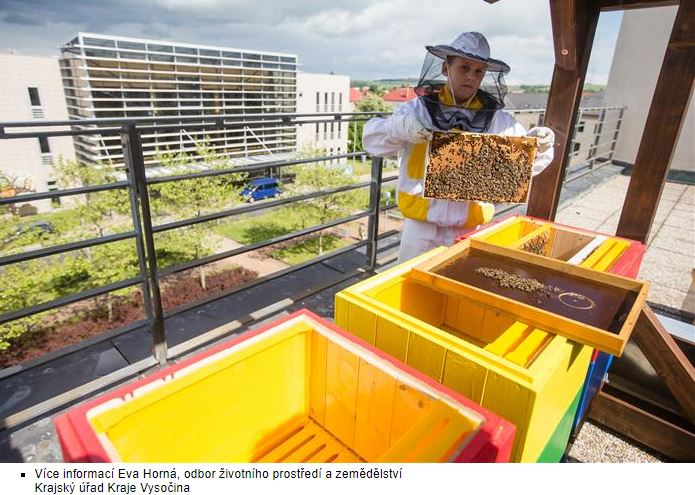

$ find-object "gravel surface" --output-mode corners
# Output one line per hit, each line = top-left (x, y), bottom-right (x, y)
(567, 421), (665, 463)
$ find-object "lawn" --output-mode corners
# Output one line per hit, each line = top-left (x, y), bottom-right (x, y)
(273, 234), (351, 265)
(212, 209), (298, 244)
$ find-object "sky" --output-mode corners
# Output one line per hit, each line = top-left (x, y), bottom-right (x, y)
(0, 0), (623, 85)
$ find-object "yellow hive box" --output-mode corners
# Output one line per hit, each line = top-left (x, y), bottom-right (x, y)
(468, 215), (633, 270)
(410, 239), (648, 357)
(55, 311), (516, 463)
(335, 250), (593, 462)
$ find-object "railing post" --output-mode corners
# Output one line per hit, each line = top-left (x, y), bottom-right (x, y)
(121, 125), (167, 365)
(366, 155), (384, 270)
(588, 108), (606, 169)
(610, 106), (625, 162)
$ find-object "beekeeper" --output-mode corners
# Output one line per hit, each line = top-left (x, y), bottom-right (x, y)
(363, 31), (555, 262)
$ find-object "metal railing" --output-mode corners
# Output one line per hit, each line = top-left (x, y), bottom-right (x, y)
(0, 105), (624, 428)
(0, 111), (395, 429)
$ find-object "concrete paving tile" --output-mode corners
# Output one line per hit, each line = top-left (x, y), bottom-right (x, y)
(659, 186), (687, 202)
(647, 283), (687, 310)
(673, 201), (694, 212)
(663, 208), (695, 231)
(639, 248), (693, 291)
(679, 187), (695, 205)
(662, 182), (687, 193)
(556, 204), (612, 222)
(650, 225), (695, 256)
(554, 211), (603, 231)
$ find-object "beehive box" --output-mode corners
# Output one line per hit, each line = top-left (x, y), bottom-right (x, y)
(459, 215), (646, 433)
(335, 252), (593, 462)
(411, 239), (648, 357)
(54, 310), (515, 463)
(423, 131), (537, 203)
(463, 215), (643, 269)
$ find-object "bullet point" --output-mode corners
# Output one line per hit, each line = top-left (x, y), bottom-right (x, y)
(21, 473), (25, 478)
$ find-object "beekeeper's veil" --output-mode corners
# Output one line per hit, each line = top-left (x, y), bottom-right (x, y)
(415, 31), (510, 132)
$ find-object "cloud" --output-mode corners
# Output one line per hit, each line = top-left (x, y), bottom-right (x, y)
(3, 13), (45, 26)
(0, 0), (621, 84)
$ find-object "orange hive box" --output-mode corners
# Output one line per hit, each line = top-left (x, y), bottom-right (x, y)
(424, 131), (537, 203)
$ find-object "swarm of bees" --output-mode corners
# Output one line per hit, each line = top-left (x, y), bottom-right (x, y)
(475, 266), (563, 297)
(521, 230), (550, 256)
(424, 131), (537, 203)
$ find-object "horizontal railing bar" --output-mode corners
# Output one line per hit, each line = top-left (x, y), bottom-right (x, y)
(0, 231), (137, 267)
(1, 127), (123, 140)
(0, 277), (143, 325)
(0, 357), (158, 431)
(0, 318), (151, 381)
(166, 265), (370, 359)
(164, 238), (369, 320)
(165, 226), (399, 322)
(153, 180), (373, 233)
(146, 151), (367, 184)
(0, 181), (129, 206)
(565, 158), (616, 184)
(158, 211), (370, 277)
(129, 116), (377, 134)
(0, 111), (389, 129)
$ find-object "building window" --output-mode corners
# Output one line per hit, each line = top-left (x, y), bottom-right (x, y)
(331, 92), (335, 112)
(28, 87), (41, 106)
(577, 121), (585, 133)
(316, 92), (320, 112)
(572, 142), (581, 153)
(339, 93), (343, 111)
(324, 92), (328, 112)
(38, 136), (51, 154)
(315, 122), (320, 140)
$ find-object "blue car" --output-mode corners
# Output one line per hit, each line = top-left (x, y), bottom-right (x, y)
(240, 178), (281, 202)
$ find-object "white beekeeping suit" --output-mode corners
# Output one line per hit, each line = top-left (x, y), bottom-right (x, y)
(363, 31), (555, 262)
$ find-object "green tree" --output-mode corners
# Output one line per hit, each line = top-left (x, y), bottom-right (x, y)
(151, 140), (245, 289)
(348, 94), (392, 153)
(287, 162), (359, 255)
(52, 158), (130, 238)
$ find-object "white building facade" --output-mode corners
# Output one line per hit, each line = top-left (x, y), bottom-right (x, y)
(604, 6), (694, 174)
(0, 54), (77, 212)
(296, 72), (349, 159)
(59, 33), (298, 167)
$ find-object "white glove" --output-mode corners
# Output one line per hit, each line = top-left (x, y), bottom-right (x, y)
(527, 126), (555, 153)
(395, 112), (432, 144)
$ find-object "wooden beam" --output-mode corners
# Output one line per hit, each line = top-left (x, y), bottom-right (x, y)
(589, 390), (695, 461)
(597, 0), (679, 11)
(616, 1), (695, 242)
(526, 0), (600, 220)
(631, 305), (695, 424)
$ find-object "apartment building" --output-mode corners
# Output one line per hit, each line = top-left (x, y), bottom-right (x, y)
(296, 72), (349, 160)
(59, 33), (298, 167)
(0, 54), (77, 212)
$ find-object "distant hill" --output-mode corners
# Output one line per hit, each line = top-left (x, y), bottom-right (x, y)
(351, 79), (605, 94)
(351, 78), (419, 89)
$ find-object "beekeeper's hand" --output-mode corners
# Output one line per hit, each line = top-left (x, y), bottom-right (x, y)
(527, 126), (555, 154)
(395, 112), (432, 143)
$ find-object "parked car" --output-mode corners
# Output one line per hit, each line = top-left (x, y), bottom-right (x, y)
(2, 220), (55, 244)
(240, 178), (281, 203)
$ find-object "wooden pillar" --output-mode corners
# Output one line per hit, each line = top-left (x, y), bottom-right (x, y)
(616, 1), (695, 242)
(527, 0), (600, 220)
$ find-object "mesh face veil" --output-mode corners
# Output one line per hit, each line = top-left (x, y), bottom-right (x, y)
(415, 33), (510, 133)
